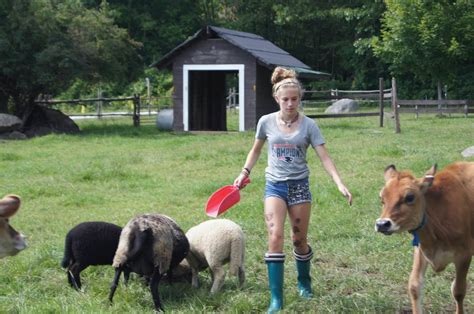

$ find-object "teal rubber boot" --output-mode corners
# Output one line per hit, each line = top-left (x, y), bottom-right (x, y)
(266, 260), (284, 313)
(296, 259), (313, 298)
(294, 246), (313, 299)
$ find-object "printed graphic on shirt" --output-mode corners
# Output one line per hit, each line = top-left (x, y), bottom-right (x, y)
(272, 143), (303, 163)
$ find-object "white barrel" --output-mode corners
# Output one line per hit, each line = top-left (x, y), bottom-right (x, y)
(156, 109), (173, 130)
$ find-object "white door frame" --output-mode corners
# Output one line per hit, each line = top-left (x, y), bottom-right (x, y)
(183, 64), (245, 131)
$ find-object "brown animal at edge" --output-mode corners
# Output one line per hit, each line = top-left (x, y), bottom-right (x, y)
(375, 161), (474, 314)
(0, 195), (27, 258)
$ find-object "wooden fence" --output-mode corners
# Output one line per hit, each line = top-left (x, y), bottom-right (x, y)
(302, 78), (391, 127)
(391, 78), (473, 133)
(34, 78), (472, 133)
(36, 95), (142, 126)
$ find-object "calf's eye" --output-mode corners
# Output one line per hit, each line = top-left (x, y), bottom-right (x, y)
(405, 194), (415, 204)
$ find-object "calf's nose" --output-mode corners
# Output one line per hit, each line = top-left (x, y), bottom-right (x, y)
(375, 219), (392, 233)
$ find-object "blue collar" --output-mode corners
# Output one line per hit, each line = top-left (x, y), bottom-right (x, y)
(409, 213), (427, 247)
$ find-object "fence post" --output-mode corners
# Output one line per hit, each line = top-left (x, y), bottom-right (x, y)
(232, 87), (237, 107)
(437, 81), (442, 113)
(146, 77), (151, 115)
(97, 88), (103, 119)
(391, 78), (401, 133)
(379, 77), (384, 127)
(133, 94), (140, 127)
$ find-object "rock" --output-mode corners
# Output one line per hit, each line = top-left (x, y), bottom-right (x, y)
(8, 131), (27, 140)
(0, 130), (27, 140)
(21, 105), (80, 137)
(462, 146), (474, 158)
(325, 98), (359, 113)
(0, 113), (22, 133)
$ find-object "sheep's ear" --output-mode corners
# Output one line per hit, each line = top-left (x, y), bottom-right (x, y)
(0, 195), (21, 218)
(419, 163), (437, 193)
(384, 165), (397, 182)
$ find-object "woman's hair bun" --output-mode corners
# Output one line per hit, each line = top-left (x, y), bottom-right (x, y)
(271, 67), (297, 85)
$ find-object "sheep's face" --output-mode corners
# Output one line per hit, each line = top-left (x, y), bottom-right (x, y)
(126, 257), (155, 276)
(173, 260), (192, 276)
(166, 260), (192, 283)
(0, 195), (27, 258)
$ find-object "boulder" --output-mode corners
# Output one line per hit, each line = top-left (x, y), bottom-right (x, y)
(462, 146), (474, 158)
(21, 105), (80, 137)
(0, 131), (27, 140)
(325, 98), (359, 113)
(0, 113), (22, 133)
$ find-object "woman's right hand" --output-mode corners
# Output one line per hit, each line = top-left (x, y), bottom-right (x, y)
(234, 173), (248, 189)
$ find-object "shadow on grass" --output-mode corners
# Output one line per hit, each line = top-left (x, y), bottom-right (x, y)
(75, 120), (191, 139)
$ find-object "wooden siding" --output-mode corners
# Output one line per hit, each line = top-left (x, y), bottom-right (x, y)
(256, 65), (277, 123)
(170, 38), (259, 131)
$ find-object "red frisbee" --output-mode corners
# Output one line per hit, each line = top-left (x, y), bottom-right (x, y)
(205, 178), (251, 218)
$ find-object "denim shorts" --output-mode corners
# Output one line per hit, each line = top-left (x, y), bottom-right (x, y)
(264, 178), (312, 206)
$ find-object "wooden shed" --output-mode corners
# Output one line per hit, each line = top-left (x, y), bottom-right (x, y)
(151, 26), (329, 132)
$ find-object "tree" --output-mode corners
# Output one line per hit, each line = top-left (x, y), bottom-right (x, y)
(82, 0), (203, 66)
(372, 0), (474, 98)
(223, 0), (387, 89)
(0, 0), (142, 118)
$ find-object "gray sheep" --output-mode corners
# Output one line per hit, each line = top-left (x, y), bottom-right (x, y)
(176, 219), (245, 294)
(109, 214), (189, 312)
(61, 221), (131, 290)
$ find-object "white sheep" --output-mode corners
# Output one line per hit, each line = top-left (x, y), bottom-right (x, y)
(177, 219), (245, 294)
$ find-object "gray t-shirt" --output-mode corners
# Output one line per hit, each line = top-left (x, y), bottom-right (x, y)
(256, 112), (325, 182)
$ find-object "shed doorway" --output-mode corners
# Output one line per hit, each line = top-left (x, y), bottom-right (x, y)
(183, 64), (245, 132)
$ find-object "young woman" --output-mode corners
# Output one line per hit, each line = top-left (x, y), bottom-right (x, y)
(234, 67), (352, 313)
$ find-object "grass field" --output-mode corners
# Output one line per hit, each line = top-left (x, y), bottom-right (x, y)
(0, 113), (473, 313)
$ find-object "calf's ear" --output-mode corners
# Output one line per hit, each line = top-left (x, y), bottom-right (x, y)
(384, 165), (397, 182)
(0, 195), (21, 218)
(419, 164), (437, 192)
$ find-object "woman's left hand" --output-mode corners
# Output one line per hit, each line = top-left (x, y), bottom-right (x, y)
(338, 184), (353, 206)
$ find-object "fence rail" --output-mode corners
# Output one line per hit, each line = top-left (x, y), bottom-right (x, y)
(305, 112), (380, 119)
(34, 96), (136, 104)
(397, 99), (470, 106)
(304, 88), (392, 101)
(35, 95), (142, 126)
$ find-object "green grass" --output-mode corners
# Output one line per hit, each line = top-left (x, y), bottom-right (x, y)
(0, 113), (473, 313)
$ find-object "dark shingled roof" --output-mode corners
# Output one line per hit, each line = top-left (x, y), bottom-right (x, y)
(151, 26), (330, 80)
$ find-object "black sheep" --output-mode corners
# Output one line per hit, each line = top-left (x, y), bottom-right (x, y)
(61, 221), (130, 290)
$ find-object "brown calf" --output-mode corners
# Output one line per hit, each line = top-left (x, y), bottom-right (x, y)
(0, 195), (27, 258)
(375, 161), (474, 314)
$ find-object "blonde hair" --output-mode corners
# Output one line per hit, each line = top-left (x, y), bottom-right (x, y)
(271, 67), (303, 97)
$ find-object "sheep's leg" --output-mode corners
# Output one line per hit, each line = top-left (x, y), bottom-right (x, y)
(166, 269), (173, 285)
(238, 266), (245, 288)
(210, 265), (226, 294)
(67, 269), (80, 290)
(150, 269), (164, 312)
(108, 268), (122, 304)
(191, 268), (200, 288)
(123, 267), (131, 286)
(68, 263), (86, 291)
